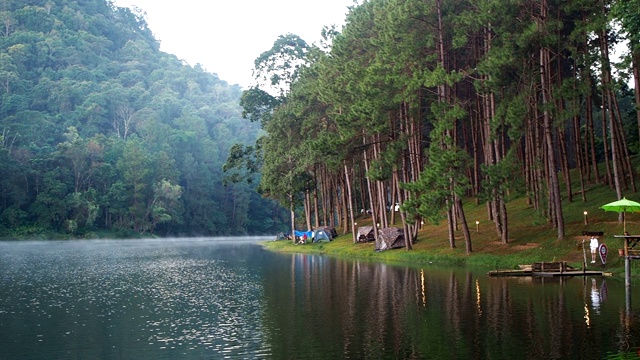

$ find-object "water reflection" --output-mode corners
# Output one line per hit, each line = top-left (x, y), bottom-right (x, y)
(1, 239), (640, 359)
(264, 253), (640, 359)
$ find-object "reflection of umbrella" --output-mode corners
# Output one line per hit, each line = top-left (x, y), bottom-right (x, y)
(601, 197), (640, 232)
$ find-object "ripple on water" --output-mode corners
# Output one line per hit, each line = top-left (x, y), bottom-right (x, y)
(0, 239), (271, 359)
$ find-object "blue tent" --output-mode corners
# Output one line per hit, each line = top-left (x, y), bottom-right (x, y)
(294, 230), (314, 241)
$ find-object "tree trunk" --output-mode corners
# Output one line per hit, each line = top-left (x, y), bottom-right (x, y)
(363, 139), (379, 242)
(344, 162), (357, 243)
(456, 196), (472, 253)
(540, 39), (565, 239)
(447, 205), (456, 249)
(393, 166), (412, 250)
(290, 195), (296, 244)
(304, 190), (312, 230)
(634, 51), (640, 149)
(313, 168), (320, 228)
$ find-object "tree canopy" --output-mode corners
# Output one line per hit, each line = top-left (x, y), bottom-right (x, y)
(0, 0), (287, 238)
(243, 0), (639, 250)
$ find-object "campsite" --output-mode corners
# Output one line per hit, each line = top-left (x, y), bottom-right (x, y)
(289, 227), (335, 244)
(288, 224), (406, 250)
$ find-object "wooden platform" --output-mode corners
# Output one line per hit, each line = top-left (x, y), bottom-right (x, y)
(536, 270), (610, 277)
(488, 269), (610, 277)
(488, 261), (611, 277)
(488, 269), (533, 277)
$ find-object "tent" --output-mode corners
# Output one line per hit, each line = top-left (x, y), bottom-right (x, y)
(323, 226), (338, 239)
(294, 230), (314, 242)
(274, 232), (288, 241)
(357, 226), (375, 242)
(374, 227), (405, 251)
(313, 229), (332, 242)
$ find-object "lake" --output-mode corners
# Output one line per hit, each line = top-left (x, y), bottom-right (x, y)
(1, 238), (639, 359)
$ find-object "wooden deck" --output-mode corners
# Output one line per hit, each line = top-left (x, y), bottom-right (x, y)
(488, 261), (611, 277)
(488, 269), (533, 277)
(488, 269), (609, 277)
(535, 270), (611, 277)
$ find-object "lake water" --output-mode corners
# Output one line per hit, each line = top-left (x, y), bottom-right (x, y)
(1, 238), (639, 359)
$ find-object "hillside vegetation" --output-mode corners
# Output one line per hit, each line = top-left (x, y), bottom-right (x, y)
(0, 0), (287, 238)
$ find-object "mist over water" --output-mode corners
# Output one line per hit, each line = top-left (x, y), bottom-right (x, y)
(1, 238), (639, 359)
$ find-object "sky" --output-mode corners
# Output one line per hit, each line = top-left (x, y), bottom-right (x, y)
(112, 0), (355, 89)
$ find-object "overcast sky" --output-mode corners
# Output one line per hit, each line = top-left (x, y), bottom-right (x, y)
(112, 0), (355, 89)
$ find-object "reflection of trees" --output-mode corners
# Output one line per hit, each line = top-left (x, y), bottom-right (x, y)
(616, 309), (640, 356)
(484, 278), (579, 359)
(262, 254), (640, 359)
(261, 254), (423, 358)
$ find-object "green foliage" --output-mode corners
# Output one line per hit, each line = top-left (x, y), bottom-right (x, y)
(403, 145), (471, 224)
(0, 0), (287, 238)
(612, 0), (640, 52)
(253, 33), (310, 98)
(223, 143), (261, 185)
(148, 179), (183, 232)
(479, 149), (525, 204)
(239, 87), (279, 125)
(65, 190), (99, 231)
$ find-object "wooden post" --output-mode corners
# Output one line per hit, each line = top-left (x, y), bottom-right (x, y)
(624, 237), (631, 288)
(625, 237), (632, 314)
(582, 240), (587, 272)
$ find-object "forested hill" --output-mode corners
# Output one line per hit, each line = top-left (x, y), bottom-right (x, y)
(0, 0), (287, 238)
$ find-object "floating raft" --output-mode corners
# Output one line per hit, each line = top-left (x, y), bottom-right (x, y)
(488, 262), (612, 277)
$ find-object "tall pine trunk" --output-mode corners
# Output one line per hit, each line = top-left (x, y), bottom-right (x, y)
(539, 0), (564, 239)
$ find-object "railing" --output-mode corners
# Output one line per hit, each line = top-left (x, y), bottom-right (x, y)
(532, 261), (570, 273)
(625, 249), (640, 258)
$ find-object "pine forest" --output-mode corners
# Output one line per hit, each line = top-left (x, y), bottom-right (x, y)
(240, 0), (640, 252)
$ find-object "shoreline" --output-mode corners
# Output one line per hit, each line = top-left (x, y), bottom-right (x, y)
(261, 233), (636, 281)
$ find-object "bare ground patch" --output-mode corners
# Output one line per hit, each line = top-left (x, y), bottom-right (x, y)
(512, 243), (540, 251)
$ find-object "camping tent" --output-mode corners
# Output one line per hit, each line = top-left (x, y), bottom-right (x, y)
(374, 227), (406, 251)
(357, 226), (375, 242)
(313, 229), (332, 242)
(323, 226), (338, 238)
(294, 230), (314, 242)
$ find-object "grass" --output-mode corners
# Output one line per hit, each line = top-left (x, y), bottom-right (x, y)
(263, 178), (640, 277)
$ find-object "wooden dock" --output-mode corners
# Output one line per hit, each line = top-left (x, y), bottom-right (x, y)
(488, 261), (611, 277)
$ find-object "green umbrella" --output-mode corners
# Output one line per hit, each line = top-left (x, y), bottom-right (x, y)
(600, 197), (640, 232)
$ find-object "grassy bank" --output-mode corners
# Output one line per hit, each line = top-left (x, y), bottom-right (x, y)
(263, 182), (640, 278)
